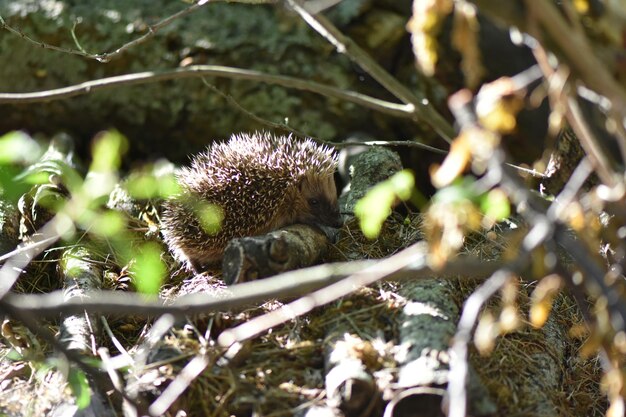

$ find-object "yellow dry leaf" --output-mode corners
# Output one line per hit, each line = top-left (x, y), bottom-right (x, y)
(573, 0), (590, 14)
(430, 132), (471, 188)
(451, 2), (485, 89)
(564, 202), (586, 231)
(424, 198), (481, 268)
(407, 0), (453, 75)
(530, 274), (563, 328)
(499, 305), (520, 333)
(476, 77), (525, 134)
(607, 398), (625, 417)
(474, 311), (498, 355)
(530, 300), (552, 329)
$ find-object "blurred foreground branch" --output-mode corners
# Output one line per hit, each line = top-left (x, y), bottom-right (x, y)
(1, 254), (501, 318)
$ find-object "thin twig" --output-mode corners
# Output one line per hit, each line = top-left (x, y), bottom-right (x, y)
(525, 1), (626, 120)
(334, 140), (447, 154)
(0, 65), (413, 118)
(216, 243), (429, 347)
(444, 93), (555, 417)
(201, 79), (312, 139)
(2, 256), (502, 317)
(0, 215), (68, 300)
(446, 93), (625, 416)
(100, 317), (134, 364)
(528, 29), (619, 188)
(203, 82), (452, 154)
(448, 269), (515, 417)
(0, 0), (268, 63)
(0, 234), (59, 263)
(131, 314), (177, 373)
(149, 354), (211, 416)
(546, 157), (593, 220)
(0, 14), (96, 60)
(565, 97), (618, 187)
(473, 0), (626, 168)
(200, 82), (451, 154)
(0, 299), (145, 413)
(98, 0), (274, 62)
(98, 347), (137, 416)
(286, 0), (456, 142)
(95, 0), (215, 63)
(505, 162), (545, 178)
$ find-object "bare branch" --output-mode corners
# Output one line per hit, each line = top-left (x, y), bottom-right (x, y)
(530, 35), (620, 187)
(0, 215), (68, 299)
(149, 354), (211, 416)
(199, 82), (451, 154)
(525, 0), (626, 116)
(201, 79), (313, 139)
(215, 243), (500, 348)
(215, 243), (428, 347)
(0, 0), (271, 63)
(0, 65), (414, 118)
(1, 256), (502, 317)
(0, 14), (97, 60)
(448, 269), (516, 417)
(565, 96), (619, 187)
(95, 0), (215, 63)
(0, 298), (144, 413)
(286, 0), (456, 142)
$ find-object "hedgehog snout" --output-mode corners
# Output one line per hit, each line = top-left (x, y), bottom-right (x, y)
(298, 195), (342, 228)
(297, 208), (342, 243)
(321, 208), (343, 229)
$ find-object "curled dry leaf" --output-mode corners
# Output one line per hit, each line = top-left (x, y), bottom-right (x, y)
(431, 87), (502, 188)
(423, 198), (481, 268)
(406, 0), (453, 76)
(474, 311), (498, 355)
(451, 2), (485, 89)
(476, 77), (525, 134)
(530, 274), (564, 328)
(430, 132), (472, 189)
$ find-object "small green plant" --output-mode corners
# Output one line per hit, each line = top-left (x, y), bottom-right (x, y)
(354, 169), (416, 239)
(0, 130), (180, 294)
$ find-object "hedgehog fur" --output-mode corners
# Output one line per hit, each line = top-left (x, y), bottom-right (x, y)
(160, 132), (341, 272)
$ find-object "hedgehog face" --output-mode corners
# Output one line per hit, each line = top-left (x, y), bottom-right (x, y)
(294, 174), (342, 228)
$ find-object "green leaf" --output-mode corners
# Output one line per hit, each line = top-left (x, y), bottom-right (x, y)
(432, 176), (480, 205)
(32, 184), (66, 211)
(16, 159), (83, 193)
(157, 173), (181, 197)
(130, 242), (166, 295)
(17, 170), (49, 185)
(355, 170), (415, 239)
(432, 177), (510, 224)
(196, 203), (224, 235)
(390, 170), (415, 200)
(5, 348), (23, 361)
(67, 367), (91, 410)
(125, 163), (180, 199)
(125, 172), (180, 199)
(89, 210), (127, 237)
(0, 166), (31, 202)
(89, 130), (128, 173)
(0, 131), (42, 165)
(125, 173), (159, 199)
(480, 189), (510, 221)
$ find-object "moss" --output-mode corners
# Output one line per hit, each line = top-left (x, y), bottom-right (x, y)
(0, 0), (375, 160)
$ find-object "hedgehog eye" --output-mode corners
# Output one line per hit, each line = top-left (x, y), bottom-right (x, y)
(308, 198), (319, 207)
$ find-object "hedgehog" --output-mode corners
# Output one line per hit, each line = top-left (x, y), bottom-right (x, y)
(160, 131), (341, 272)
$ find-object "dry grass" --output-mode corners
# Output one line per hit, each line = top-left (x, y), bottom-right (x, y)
(0, 213), (606, 416)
